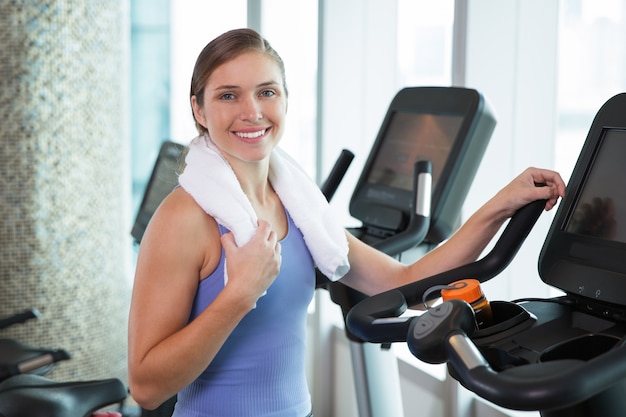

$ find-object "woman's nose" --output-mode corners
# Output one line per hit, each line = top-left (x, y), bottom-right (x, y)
(240, 97), (262, 121)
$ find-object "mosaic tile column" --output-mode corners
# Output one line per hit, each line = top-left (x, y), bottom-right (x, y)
(0, 1), (130, 382)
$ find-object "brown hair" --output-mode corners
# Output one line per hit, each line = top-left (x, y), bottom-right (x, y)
(189, 28), (288, 135)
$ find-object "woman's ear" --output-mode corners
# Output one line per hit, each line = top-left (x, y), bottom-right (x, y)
(191, 96), (207, 128)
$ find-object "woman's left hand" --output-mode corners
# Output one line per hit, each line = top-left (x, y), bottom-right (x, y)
(491, 167), (566, 219)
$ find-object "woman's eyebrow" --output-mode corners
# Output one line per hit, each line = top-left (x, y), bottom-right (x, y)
(212, 81), (279, 91)
(213, 84), (239, 91)
(257, 80), (280, 88)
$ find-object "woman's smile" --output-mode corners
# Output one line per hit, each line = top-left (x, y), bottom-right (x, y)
(233, 127), (271, 143)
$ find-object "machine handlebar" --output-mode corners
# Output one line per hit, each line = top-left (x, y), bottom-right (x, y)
(407, 299), (626, 411)
(346, 198), (546, 344)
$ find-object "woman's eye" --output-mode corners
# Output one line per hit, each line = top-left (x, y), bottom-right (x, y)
(220, 93), (235, 100)
(260, 90), (275, 97)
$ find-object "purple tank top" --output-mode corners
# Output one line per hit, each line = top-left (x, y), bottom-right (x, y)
(173, 212), (315, 417)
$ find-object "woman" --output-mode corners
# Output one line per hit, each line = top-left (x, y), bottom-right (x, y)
(128, 28), (565, 416)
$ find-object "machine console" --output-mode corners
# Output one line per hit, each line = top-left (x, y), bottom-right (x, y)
(349, 87), (496, 245)
(540, 93), (626, 312)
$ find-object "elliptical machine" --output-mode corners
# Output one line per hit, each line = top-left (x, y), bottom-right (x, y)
(347, 92), (626, 416)
(316, 86), (495, 417)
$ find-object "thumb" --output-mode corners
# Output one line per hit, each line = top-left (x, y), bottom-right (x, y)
(220, 232), (237, 252)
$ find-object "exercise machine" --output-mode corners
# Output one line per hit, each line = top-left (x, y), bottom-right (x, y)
(0, 309), (128, 416)
(346, 92), (626, 416)
(0, 373), (127, 417)
(317, 86), (495, 417)
(0, 308), (70, 381)
(131, 141), (185, 245)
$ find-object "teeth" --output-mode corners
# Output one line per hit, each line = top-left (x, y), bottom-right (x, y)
(236, 129), (266, 139)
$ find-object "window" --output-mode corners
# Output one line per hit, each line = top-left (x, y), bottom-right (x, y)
(169, 1), (247, 144)
(397, 0), (455, 87)
(260, 0), (319, 176)
(130, 0), (247, 212)
(556, 0), (626, 182)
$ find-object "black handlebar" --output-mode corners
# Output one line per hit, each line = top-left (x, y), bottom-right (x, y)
(344, 197), (626, 411)
(458, 345), (626, 410)
(346, 198), (547, 343)
(0, 308), (41, 330)
(320, 149), (354, 201)
(406, 299), (626, 411)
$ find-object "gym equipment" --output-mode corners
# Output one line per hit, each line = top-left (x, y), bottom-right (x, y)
(0, 373), (127, 417)
(346, 92), (626, 416)
(317, 86), (495, 417)
(347, 87), (495, 248)
(132, 141), (185, 245)
(0, 308), (70, 381)
(0, 309), (129, 416)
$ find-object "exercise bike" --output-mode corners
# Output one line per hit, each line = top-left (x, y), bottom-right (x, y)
(347, 92), (626, 416)
(0, 373), (127, 417)
(0, 308), (70, 381)
(0, 309), (128, 416)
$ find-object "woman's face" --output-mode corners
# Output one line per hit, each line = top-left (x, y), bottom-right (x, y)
(192, 51), (287, 167)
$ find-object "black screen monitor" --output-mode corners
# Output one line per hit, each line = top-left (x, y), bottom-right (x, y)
(131, 141), (185, 244)
(539, 93), (626, 309)
(349, 87), (496, 245)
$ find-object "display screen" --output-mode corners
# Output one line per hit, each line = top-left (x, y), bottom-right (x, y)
(366, 112), (465, 191)
(565, 129), (626, 243)
(131, 142), (184, 243)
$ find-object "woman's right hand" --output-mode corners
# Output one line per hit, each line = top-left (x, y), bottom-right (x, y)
(220, 220), (282, 306)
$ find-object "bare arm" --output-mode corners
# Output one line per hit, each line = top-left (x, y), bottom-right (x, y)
(340, 167), (566, 295)
(127, 188), (281, 409)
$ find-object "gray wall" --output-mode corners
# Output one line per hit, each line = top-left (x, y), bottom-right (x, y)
(0, 1), (131, 382)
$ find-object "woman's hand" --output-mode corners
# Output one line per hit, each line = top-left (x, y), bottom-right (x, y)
(220, 220), (282, 305)
(489, 167), (566, 220)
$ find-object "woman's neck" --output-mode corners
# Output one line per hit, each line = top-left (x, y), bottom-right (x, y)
(230, 158), (273, 207)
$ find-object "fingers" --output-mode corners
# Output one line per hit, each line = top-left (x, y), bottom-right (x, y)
(530, 168), (566, 195)
(223, 219), (282, 265)
(220, 231), (236, 250)
(523, 167), (566, 211)
(256, 220), (282, 253)
(220, 220), (281, 251)
(219, 220), (282, 303)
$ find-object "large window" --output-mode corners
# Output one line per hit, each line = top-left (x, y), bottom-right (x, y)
(260, 0), (319, 176)
(397, 0), (455, 87)
(130, 0), (171, 211)
(130, 0), (247, 213)
(169, 1), (247, 144)
(556, 0), (626, 181)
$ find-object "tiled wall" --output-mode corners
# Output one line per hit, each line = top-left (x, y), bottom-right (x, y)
(0, 0), (131, 382)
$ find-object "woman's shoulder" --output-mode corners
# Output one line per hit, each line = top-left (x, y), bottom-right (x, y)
(156, 187), (217, 230)
(142, 186), (222, 276)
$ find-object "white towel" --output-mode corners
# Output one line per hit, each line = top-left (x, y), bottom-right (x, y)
(178, 135), (350, 288)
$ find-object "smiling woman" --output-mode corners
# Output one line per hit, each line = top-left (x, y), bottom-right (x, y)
(190, 50), (288, 169)
(128, 29), (316, 416)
